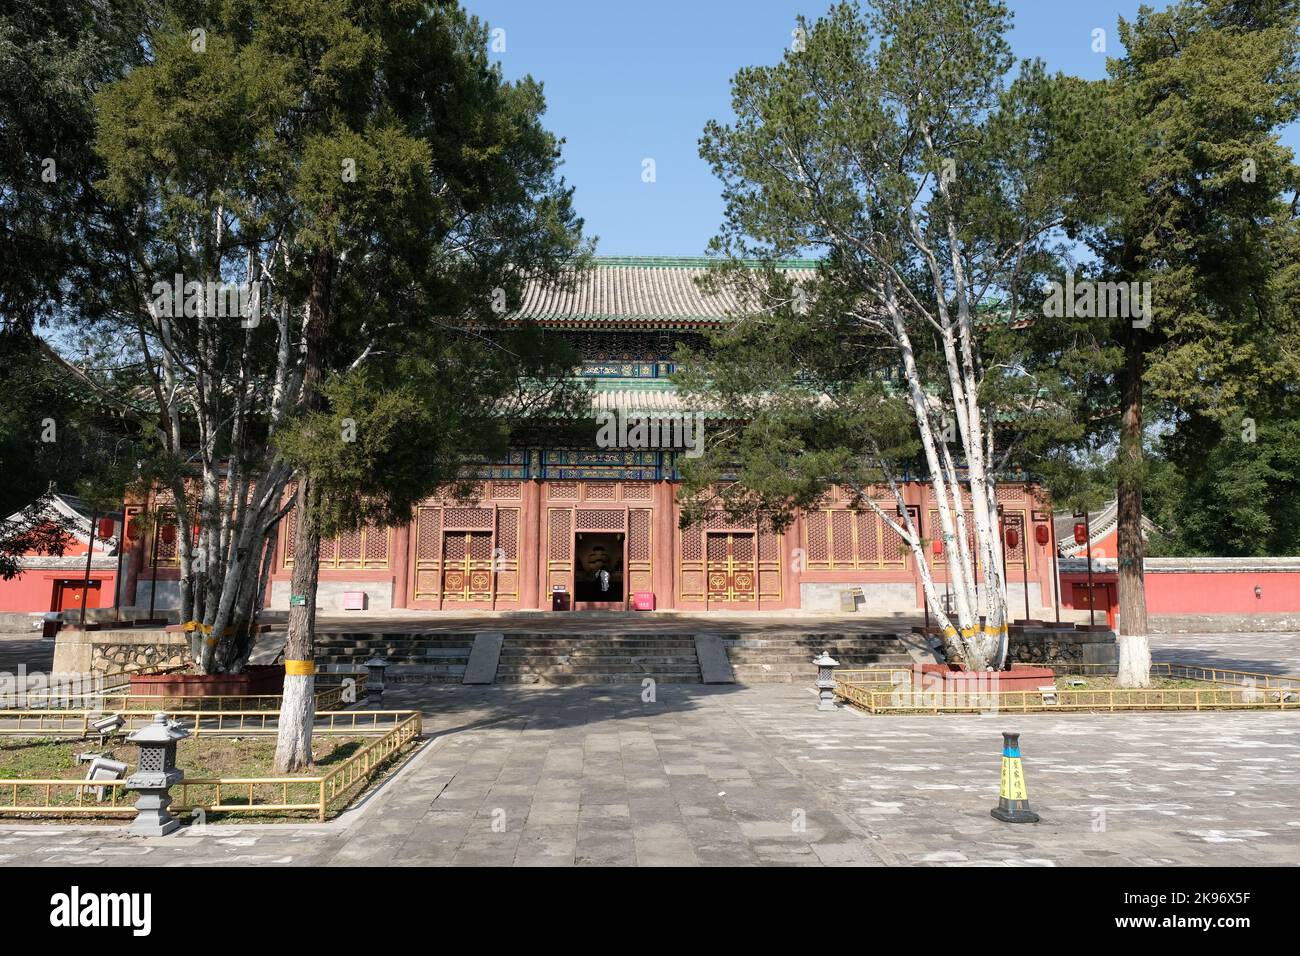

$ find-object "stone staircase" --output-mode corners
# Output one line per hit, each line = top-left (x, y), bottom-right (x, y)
(722, 632), (912, 684)
(314, 632), (475, 683)
(312, 629), (914, 686)
(496, 633), (701, 685)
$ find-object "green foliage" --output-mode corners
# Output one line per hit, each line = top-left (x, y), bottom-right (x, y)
(276, 323), (584, 535)
(1147, 413), (1300, 555)
(684, 0), (1092, 527)
(0, 0), (158, 332)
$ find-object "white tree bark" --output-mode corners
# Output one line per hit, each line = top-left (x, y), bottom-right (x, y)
(1117, 634), (1152, 688)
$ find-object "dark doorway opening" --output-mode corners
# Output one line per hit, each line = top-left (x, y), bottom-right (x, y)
(574, 532), (625, 602)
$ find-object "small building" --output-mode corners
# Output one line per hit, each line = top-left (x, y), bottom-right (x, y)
(0, 494), (122, 615)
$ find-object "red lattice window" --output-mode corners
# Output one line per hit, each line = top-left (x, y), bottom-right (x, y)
(338, 529), (362, 564)
(623, 482), (652, 500)
(995, 484), (1023, 502)
(496, 509), (518, 560)
(492, 481), (521, 499)
(682, 527), (702, 562)
(585, 483), (616, 501)
(628, 510), (651, 561)
(549, 482), (578, 501)
(548, 510), (571, 560)
(444, 507), (493, 530)
(575, 509), (622, 530)
(806, 512), (829, 566)
(415, 508), (441, 561)
(364, 527), (389, 563)
(806, 508), (909, 570)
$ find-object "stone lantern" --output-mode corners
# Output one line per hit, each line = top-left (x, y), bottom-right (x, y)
(812, 651), (841, 711)
(124, 713), (189, 836)
(364, 657), (388, 705)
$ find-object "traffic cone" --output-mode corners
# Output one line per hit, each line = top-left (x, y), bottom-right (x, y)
(991, 731), (1039, 823)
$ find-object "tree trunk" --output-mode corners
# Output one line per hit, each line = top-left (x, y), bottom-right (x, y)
(1116, 333), (1151, 687)
(272, 244), (332, 773)
(273, 475), (320, 772)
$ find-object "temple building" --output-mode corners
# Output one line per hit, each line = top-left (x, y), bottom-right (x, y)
(118, 257), (1059, 617)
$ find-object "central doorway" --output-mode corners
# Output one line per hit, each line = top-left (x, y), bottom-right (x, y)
(574, 531), (625, 606)
(706, 531), (757, 607)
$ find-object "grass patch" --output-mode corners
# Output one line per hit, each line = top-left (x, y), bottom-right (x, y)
(0, 735), (365, 782)
(0, 733), (414, 821)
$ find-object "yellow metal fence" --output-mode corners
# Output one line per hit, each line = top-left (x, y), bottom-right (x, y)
(834, 662), (1300, 714)
(0, 710), (422, 821)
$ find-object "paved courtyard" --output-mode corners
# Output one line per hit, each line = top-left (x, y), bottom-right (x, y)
(1, 628), (1297, 866)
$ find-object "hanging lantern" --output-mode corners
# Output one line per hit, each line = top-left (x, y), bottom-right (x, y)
(160, 524), (177, 545)
(97, 517), (115, 540)
(1035, 524), (1050, 547)
(932, 538), (943, 557)
(1004, 526), (1020, 550)
(127, 517), (141, 540)
(1073, 522), (1088, 545)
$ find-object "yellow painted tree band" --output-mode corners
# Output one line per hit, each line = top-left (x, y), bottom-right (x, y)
(284, 659), (316, 676)
(1000, 756), (1028, 800)
(942, 625), (958, 639)
(204, 637), (218, 647)
(183, 620), (198, 632)
(960, 625), (979, 638)
(201, 624), (213, 634)
(983, 623), (1009, 636)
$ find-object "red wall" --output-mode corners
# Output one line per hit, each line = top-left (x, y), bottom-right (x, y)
(1146, 571), (1300, 614)
(0, 571), (117, 613)
(1060, 567), (1300, 619)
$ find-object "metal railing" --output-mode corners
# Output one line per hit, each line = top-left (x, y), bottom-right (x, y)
(1, 672), (369, 716)
(0, 705), (409, 738)
(834, 662), (1300, 714)
(0, 710), (422, 821)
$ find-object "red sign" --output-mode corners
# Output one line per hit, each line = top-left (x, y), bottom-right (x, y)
(632, 591), (655, 610)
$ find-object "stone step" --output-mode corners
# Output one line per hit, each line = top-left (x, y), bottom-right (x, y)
(496, 673), (702, 685)
(495, 664), (701, 676)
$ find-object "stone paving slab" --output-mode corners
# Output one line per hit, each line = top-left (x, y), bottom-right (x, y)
(1, 630), (1298, 867)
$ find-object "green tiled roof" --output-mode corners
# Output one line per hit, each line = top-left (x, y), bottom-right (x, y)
(512, 256), (818, 327)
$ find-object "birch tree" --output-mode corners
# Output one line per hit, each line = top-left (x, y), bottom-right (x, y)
(684, 0), (1093, 670)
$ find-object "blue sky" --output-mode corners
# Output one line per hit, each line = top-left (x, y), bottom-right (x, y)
(464, 0), (1296, 256)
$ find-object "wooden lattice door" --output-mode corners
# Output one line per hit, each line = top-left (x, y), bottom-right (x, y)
(706, 532), (756, 605)
(442, 531), (494, 603)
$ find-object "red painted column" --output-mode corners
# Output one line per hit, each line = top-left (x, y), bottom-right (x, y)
(654, 479), (676, 609)
(391, 521), (411, 608)
(787, 513), (803, 610)
(521, 479), (542, 609)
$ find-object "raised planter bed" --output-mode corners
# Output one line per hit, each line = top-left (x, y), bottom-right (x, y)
(129, 664), (285, 697)
(915, 662), (1055, 693)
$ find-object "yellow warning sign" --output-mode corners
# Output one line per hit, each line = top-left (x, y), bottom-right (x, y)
(1000, 756), (1028, 801)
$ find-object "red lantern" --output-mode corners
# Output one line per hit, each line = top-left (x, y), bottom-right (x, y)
(160, 524), (177, 545)
(931, 538), (943, 557)
(96, 517), (115, 540)
(1034, 524), (1050, 547)
(1004, 526), (1020, 549)
(1073, 522), (1087, 545)
(127, 517), (141, 540)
